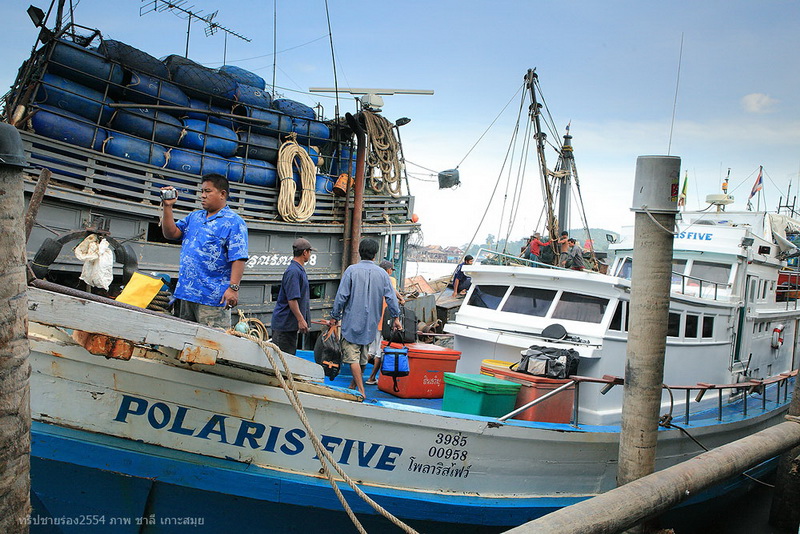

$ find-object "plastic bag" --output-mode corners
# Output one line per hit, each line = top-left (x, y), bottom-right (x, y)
(74, 234), (114, 290)
(314, 325), (342, 379)
(116, 272), (164, 309)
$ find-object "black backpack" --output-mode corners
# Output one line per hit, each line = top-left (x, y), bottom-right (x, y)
(382, 305), (416, 344)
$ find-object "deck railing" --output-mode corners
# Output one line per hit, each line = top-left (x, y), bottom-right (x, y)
(475, 248), (569, 270)
(670, 271), (730, 301)
(498, 370), (797, 427)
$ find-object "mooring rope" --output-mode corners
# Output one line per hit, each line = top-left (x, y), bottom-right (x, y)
(229, 331), (420, 534)
(362, 110), (402, 197)
(277, 134), (317, 222)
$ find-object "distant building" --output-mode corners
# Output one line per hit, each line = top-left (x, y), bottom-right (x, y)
(408, 244), (464, 263)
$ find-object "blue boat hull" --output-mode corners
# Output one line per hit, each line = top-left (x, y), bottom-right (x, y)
(29, 421), (778, 533)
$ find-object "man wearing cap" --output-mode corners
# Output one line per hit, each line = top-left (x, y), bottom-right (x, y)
(528, 232), (551, 266)
(271, 238), (313, 355)
(330, 239), (401, 396)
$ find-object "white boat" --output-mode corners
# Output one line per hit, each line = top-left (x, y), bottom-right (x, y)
(25, 276), (793, 532)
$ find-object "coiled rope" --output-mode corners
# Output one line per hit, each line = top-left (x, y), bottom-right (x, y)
(277, 133), (317, 222)
(228, 331), (419, 534)
(362, 110), (402, 197)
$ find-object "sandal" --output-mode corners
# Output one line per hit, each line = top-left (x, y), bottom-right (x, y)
(365, 379), (378, 385)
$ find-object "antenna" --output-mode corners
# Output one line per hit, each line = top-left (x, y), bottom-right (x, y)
(140, 0), (250, 59)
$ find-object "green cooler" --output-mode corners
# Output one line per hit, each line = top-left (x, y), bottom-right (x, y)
(442, 373), (521, 417)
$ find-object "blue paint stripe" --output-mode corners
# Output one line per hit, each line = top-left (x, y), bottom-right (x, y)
(31, 422), (581, 526)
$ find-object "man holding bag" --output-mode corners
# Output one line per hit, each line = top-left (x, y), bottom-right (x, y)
(329, 239), (401, 396)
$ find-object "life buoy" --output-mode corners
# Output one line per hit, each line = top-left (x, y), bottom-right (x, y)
(771, 324), (785, 349)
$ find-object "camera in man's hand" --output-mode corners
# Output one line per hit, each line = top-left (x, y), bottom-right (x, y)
(160, 188), (178, 201)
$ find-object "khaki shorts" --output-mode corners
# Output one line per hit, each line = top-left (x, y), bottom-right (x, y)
(341, 338), (369, 366)
(178, 300), (231, 329)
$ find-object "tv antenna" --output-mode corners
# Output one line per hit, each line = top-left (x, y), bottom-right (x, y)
(140, 0), (250, 61)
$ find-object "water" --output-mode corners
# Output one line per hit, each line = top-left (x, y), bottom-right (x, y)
(404, 260), (458, 282)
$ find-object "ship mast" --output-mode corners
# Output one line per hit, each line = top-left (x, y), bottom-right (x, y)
(526, 69), (560, 242)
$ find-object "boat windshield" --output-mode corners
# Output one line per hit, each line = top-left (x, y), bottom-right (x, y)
(501, 287), (557, 316)
(552, 292), (608, 323)
(467, 285), (508, 309)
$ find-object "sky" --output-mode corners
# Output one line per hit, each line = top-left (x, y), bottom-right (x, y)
(2, 0), (799, 247)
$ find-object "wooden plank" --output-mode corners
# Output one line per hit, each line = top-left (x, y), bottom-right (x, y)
(26, 286), (323, 380)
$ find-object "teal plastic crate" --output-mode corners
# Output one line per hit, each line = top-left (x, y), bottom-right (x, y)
(442, 373), (521, 417)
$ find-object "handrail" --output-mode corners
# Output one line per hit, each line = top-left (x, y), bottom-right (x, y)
(671, 270), (730, 301)
(496, 370), (796, 426)
(474, 248), (569, 270)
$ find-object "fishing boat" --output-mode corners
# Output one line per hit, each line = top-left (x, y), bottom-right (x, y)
(6, 2), (419, 333)
(6, 6), (797, 534)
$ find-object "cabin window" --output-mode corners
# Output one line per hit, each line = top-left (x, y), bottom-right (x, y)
(685, 314), (699, 338)
(615, 257), (633, 280)
(761, 280), (768, 300)
(702, 316), (714, 338)
(671, 260), (687, 284)
(502, 287), (556, 317)
(467, 285), (508, 310)
(749, 278), (758, 302)
(552, 292), (608, 324)
(610, 301), (630, 332)
(667, 312), (680, 337)
(690, 261), (731, 285)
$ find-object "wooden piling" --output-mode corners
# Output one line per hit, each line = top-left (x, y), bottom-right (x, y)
(769, 369), (800, 531)
(0, 123), (31, 532)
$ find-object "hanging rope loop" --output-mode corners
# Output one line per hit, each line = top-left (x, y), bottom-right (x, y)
(277, 133), (317, 222)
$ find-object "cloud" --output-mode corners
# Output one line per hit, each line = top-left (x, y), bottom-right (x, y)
(741, 93), (778, 114)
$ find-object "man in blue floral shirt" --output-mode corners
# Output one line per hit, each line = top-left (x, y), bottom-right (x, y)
(161, 174), (249, 328)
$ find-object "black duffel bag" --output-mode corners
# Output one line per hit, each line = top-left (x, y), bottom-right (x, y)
(381, 305), (416, 344)
(511, 345), (580, 379)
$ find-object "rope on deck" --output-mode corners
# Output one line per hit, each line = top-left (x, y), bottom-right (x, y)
(229, 331), (419, 534)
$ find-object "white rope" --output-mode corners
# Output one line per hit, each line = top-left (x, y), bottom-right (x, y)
(277, 134), (317, 222)
(229, 331), (420, 534)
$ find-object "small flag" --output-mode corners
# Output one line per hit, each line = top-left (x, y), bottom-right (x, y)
(749, 166), (763, 200)
(678, 172), (688, 207)
(565, 121), (571, 135)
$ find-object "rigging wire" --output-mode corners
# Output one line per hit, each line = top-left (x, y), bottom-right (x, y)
(323, 0), (341, 122)
(271, 0), (277, 96)
(668, 33), (685, 155)
(454, 82), (525, 169)
(495, 98), (526, 253)
(458, 87), (530, 263)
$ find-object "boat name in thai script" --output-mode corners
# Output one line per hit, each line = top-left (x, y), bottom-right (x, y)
(407, 457), (472, 478)
(246, 253), (318, 269)
(675, 231), (713, 241)
(113, 394), (401, 471)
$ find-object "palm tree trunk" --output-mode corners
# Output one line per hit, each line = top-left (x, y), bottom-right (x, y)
(0, 129), (31, 532)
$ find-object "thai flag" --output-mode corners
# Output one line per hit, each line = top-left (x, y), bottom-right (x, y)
(749, 167), (763, 200)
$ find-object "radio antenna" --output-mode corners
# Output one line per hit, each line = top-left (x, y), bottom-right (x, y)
(140, 0), (251, 60)
(667, 32), (684, 155)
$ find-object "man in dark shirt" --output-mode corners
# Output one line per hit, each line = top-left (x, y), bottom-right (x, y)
(452, 255), (474, 297)
(271, 238), (313, 354)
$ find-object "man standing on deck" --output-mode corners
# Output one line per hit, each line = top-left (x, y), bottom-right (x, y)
(271, 238), (313, 355)
(452, 255), (474, 297)
(160, 174), (249, 328)
(329, 239), (401, 397)
(557, 231), (570, 267)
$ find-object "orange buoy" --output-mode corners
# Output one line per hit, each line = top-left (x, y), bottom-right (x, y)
(411, 213), (419, 223)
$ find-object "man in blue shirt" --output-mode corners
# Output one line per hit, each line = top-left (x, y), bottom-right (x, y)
(330, 239), (401, 396)
(452, 254), (474, 297)
(271, 238), (313, 354)
(161, 174), (249, 328)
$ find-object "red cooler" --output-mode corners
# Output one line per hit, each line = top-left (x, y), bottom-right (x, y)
(480, 363), (574, 424)
(378, 342), (461, 398)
